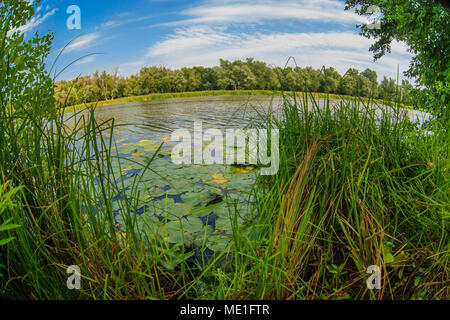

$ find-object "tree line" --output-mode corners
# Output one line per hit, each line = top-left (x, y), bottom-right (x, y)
(55, 58), (419, 107)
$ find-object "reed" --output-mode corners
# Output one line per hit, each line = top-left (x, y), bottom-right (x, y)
(1, 88), (448, 299)
(0, 2), (447, 297)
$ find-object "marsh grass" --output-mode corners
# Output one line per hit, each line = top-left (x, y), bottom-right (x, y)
(2, 0), (447, 301)
(0, 88), (448, 299)
(227, 92), (449, 299)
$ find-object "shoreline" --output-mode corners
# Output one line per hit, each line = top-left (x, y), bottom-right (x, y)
(62, 90), (425, 113)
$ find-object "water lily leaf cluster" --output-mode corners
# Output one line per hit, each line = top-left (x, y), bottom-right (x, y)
(106, 138), (258, 258)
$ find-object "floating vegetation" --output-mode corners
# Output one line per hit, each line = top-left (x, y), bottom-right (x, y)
(104, 138), (258, 260)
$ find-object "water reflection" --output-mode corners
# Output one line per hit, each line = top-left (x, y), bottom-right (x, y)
(64, 95), (431, 141)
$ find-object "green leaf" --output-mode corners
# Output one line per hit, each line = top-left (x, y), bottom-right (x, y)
(385, 252), (395, 264)
(0, 237), (15, 246)
(414, 276), (421, 286)
(0, 223), (21, 232)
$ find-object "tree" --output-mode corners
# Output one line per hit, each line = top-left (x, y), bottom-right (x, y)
(230, 64), (256, 90)
(378, 76), (397, 101)
(246, 58), (280, 90)
(284, 71), (300, 91)
(1, 0), (55, 114)
(214, 65), (235, 90)
(295, 67), (321, 92)
(345, 0), (449, 118)
(344, 68), (359, 78)
(320, 67), (342, 93)
(125, 74), (141, 96)
(172, 70), (187, 92)
(52, 58), (414, 107)
(400, 79), (415, 105)
(339, 75), (358, 96)
(357, 75), (372, 97)
(361, 68), (378, 84)
(360, 68), (378, 97)
(192, 66), (218, 90)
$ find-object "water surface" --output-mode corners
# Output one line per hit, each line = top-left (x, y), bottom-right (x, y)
(68, 96), (430, 265)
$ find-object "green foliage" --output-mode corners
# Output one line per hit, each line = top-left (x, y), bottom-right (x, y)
(0, 183), (22, 278)
(245, 93), (449, 299)
(0, 183), (22, 247)
(1, 0), (447, 300)
(1, 0), (55, 117)
(345, 0), (449, 119)
(54, 58), (417, 108)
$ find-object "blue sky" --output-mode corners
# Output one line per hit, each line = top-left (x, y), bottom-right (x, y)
(22, 0), (413, 82)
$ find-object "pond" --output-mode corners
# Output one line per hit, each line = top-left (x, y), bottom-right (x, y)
(84, 96), (430, 140)
(67, 95), (431, 266)
(70, 96), (284, 266)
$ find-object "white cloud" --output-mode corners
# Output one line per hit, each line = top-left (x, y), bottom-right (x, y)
(162, 0), (366, 26)
(74, 55), (96, 65)
(7, 8), (58, 36)
(64, 33), (102, 53)
(101, 21), (117, 28)
(148, 26), (240, 56)
(100, 14), (154, 29)
(118, 0), (413, 82)
(133, 26), (412, 81)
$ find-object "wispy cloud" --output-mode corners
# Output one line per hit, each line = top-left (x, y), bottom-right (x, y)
(7, 7), (58, 36)
(134, 25), (412, 81)
(100, 14), (155, 29)
(64, 33), (102, 53)
(161, 0), (366, 26)
(50, 0), (412, 82)
(74, 55), (96, 65)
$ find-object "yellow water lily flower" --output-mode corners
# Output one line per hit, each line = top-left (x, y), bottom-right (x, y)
(214, 179), (229, 184)
(236, 168), (248, 173)
(212, 173), (228, 184)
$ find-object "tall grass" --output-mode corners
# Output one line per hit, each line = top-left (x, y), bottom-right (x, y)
(1, 88), (448, 299)
(2, 0), (447, 301)
(218, 92), (449, 299)
(0, 94), (199, 298)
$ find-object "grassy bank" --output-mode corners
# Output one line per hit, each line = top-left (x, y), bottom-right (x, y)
(233, 93), (449, 299)
(64, 89), (423, 113)
(1, 89), (448, 299)
(1, 2), (447, 299)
